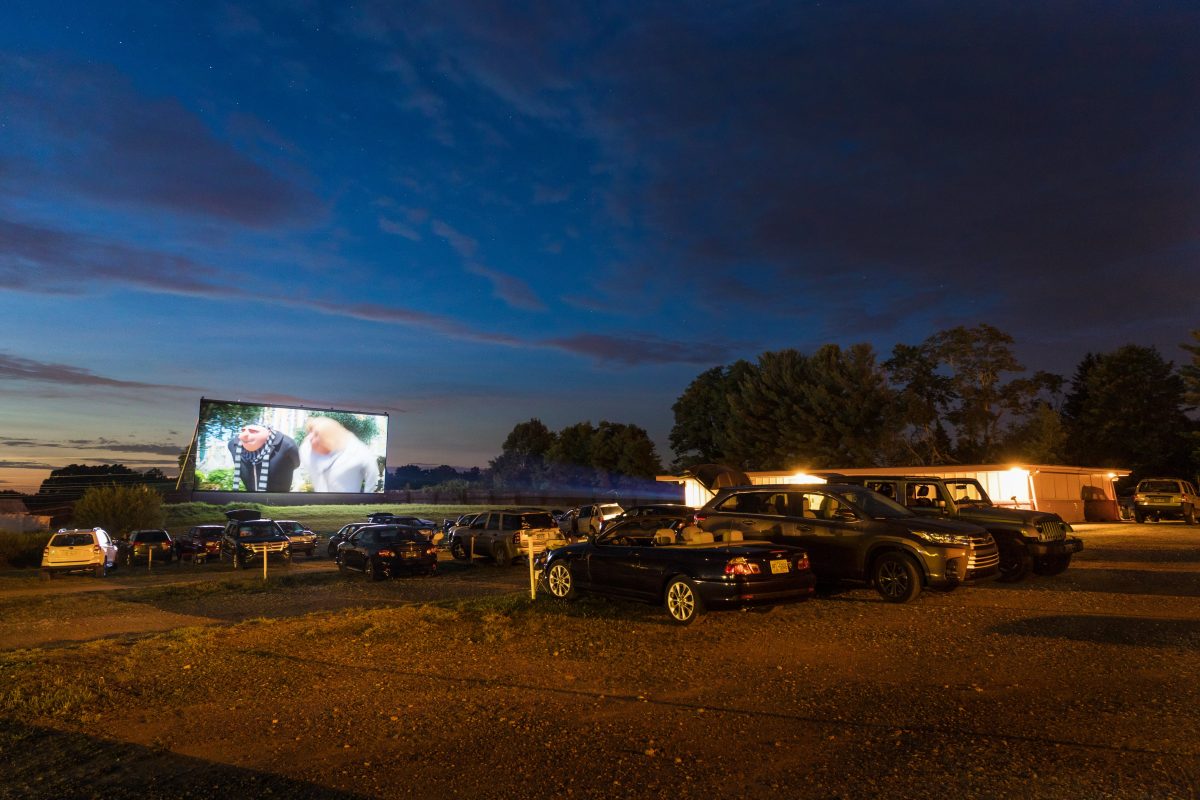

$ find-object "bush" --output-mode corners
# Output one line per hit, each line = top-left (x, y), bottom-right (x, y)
(72, 485), (165, 537)
(0, 531), (52, 569)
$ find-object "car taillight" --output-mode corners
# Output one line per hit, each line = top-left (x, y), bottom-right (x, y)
(1134, 493), (1145, 502)
(796, 555), (809, 571)
(92, 545), (102, 554)
(513, 532), (523, 544)
(426, 546), (438, 555)
(724, 557), (760, 576)
(377, 549), (394, 557)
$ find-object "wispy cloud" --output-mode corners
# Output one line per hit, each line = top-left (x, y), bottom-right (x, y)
(0, 352), (194, 391)
(541, 333), (738, 366)
(0, 460), (55, 470)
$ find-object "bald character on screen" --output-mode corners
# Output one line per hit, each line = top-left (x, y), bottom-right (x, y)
(226, 423), (300, 492)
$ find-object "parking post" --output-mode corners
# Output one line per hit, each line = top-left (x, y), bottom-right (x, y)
(148, 546), (153, 572)
(527, 534), (536, 600)
(263, 546), (268, 582)
(469, 536), (474, 564)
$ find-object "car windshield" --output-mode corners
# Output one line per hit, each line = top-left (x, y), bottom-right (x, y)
(376, 527), (421, 543)
(1138, 480), (1181, 493)
(598, 504), (623, 516)
(276, 522), (301, 532)
(946, 481), (992, 506)
(135, 531), (169, 542)
(833, 488), (913, 519)
(51, 533), (95, 547)
(519, 513), (555, 529)
(238, 522), (280, 538)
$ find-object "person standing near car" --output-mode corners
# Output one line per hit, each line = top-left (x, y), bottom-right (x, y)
(226, 423), (300, 492)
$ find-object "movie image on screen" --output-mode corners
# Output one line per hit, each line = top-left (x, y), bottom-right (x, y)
(193, 399), (388, 494)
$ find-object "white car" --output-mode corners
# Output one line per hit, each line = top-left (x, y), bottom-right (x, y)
(41, 527), (118, 579)
(573, 503), (625, 536)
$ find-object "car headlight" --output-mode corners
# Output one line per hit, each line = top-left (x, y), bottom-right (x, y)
(911, 529), (972, 547)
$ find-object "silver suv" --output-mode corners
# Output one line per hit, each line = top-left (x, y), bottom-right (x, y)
(448, 509), (566, 566)
(41, 528), (118, 579)
(1133, 478), (1199, 524)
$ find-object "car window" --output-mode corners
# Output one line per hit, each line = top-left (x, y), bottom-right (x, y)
(51, 533), (95, 547)
(237, 522), (278, 538)
(832, 487), (911, 518)
(865, 481), (897, 499)
(1138, 480), (1181, 493)
(519, 513), (554, 528)
(946, 481), (988, 504)
(598, 504), (622, 516)
(715, 491), (774, 514)
(485, 514), (501, 531)
(136, 531), (170, 543)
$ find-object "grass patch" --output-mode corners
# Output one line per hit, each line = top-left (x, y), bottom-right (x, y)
(163, 501), (499, 534)
(119, 571), (344, 604)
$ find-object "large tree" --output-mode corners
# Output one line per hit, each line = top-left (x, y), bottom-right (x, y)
(1061, 345), (1195, 477)
(723, 344), (897, 470)
(668, 361), (753, 469)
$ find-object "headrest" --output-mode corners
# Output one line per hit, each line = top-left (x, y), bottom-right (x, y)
(653, 529), (676, 545)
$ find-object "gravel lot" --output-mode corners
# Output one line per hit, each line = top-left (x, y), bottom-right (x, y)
(1, 522), (1198, 799)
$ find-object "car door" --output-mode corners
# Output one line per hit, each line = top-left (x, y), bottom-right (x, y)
(764, 491), (857, 579)
(587, 522), (652, 600)
(344, 530), (370, 569)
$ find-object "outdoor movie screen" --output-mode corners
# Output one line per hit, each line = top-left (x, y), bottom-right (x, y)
(193, 399), (388, 494)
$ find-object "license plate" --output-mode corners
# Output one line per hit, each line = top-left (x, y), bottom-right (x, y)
(770, 559), (789, 574)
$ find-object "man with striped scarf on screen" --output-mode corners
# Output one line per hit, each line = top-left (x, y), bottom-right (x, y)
(226, 423), (300, 492)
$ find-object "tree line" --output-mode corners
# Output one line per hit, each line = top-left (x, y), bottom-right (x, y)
(669, 324), (1200, 483)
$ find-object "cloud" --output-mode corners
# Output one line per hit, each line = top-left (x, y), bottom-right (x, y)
(431, 220), (479, 259)
(463, 262), (545, 312)
(0, 352), (194, 391)
(1, 55), (317, 227)
(379, 217), (422, 240)
(533, 184), (572, 204)
(541, 333), (740, 366)
(0, 461), (55, 470)
(0, 437), (182, 456)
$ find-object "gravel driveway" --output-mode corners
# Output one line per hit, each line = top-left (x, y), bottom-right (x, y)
(1, 522), (1197, 799)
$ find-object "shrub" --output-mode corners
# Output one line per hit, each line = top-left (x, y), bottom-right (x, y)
(72, 485), (165, 537)
(0, 530), (52, 569)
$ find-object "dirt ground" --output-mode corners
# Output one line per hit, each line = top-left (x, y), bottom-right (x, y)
(1, 523), (1198, 799)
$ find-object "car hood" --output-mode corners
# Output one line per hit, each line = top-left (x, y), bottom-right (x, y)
(892, 516), (988, 535)
(955, 505), (1057, 526)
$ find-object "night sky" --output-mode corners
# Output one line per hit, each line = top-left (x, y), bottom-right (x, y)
(2, 2), (1198, 492)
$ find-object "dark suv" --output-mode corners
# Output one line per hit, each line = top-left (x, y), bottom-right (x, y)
(837, 475), (1082, 581)
(220, 510), (291, 569)
(1133, 478), (1199, 524)
(694, 483), (999, 603)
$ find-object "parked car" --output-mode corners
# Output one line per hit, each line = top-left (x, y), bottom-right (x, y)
(447, 509), (567, 565)
(384, 516), (438, 539)
(120, 529), (174, 566)
(175, 524), (224, 563)
(41, 527), (118, 579)
(335, 524), (439, 579)
(605, 504), (694, 529)
(275, 520), (318, 557)
(695, 483), (999, 603)
(563, 503), (625, 537)
(536, 516), (816, 624)
(837, 475), (1083, 581)
(220, 510), (291, 569)
(1132, 477), (1199, 524)
(327, 522), (372, 558)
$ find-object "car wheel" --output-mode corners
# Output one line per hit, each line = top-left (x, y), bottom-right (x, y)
(337, 557), (348, 574)
(664, 576), (703, 624)
(1033, 554), (1071, 576)
(366, 559), (384, 581)
(997, 542), (1033, 583)
(94, 562), (107, 578)
(872, 552), (922, 603)
(1185, 506), (1196, 525)
(40, 569), (52, 581)
(449, 539), (468, 561)
(547, 562), (576, 600)
(493, 540), (514, 567)
(1134, 511), (1145, 523)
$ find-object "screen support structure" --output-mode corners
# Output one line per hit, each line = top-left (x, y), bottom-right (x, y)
(175, 416), (201, 494)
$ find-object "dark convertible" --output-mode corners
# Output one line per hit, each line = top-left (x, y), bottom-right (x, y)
(535, 515), (816, 624)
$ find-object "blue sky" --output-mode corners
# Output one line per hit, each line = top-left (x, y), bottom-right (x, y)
(2, 1), (1198, 491)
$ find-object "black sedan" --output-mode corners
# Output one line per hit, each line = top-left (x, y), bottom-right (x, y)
(327, 522), (372, 558)
(336, 524), (439, 580)
(536, 517), (816, 624)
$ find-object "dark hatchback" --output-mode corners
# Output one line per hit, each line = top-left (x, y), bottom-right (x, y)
(120, 529), (174, 565)
(175, 524), (224, 563)
(336, 524), (439, 579)
(536, 514), (816, 624)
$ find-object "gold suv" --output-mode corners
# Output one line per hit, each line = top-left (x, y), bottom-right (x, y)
(1133, 478), (1199, 524)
